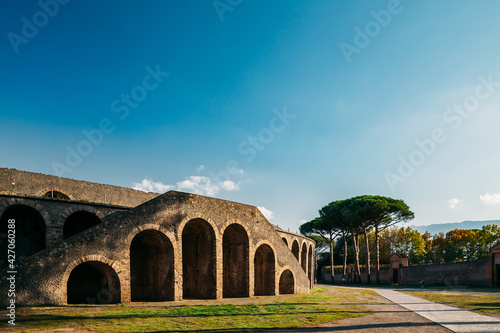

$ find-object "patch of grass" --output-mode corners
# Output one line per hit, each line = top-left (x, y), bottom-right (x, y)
(4, 287), (376, 332)
(403, 291), (500, 316)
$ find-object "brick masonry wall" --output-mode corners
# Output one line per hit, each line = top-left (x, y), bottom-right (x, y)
(0, 168), (158, 207)
(1, 191), (312, 306)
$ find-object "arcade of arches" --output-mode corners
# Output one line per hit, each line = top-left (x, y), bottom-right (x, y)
(0, 202), (315, 305)
(66, 221), (290, 304)
(0, 188), (315, 306)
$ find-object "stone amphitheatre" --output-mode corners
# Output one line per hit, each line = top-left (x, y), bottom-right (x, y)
(0, 168), (315, 306)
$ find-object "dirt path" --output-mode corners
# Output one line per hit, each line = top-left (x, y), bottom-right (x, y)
(256, 292), (451, 332)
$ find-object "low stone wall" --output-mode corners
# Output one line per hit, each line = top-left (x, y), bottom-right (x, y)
(322, 267), (391, 284)
(401, 261), (488, 286)
(321, 260), (489, 286)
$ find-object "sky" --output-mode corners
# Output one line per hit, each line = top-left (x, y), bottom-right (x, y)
(1, 0), (500, 234)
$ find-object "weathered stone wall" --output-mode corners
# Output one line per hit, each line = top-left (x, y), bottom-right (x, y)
(1, 191), (312, 306)
(401, 261), (488, 286)
(322, 261), (488, 286)
(0, 168), (158, 207)
(322, 267), (391, 284)
(276, 229), (315, 288)
(0, 194), (128, 247)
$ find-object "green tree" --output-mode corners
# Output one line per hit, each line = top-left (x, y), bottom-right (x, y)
(300, 212), (343, 283)
(318, 200), (351, 281)
(476, 225), (500, 259)
(379, 226), (426, 264)
(339, 197), (370, 283)
(427, 232), (447, 263)
(302, 195), (415, 284)
(444, 229), (474, 262)
(337, 195), (414, 283)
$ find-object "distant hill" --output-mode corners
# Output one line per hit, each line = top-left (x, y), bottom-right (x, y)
(410, 220), (500, 235)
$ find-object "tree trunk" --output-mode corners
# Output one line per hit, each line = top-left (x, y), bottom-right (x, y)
(352, 233), (361, 284)
(330, 238), (335, 283)
(343, 235), (348, 280)
(363, 226), (371, 284)
(375, 224), (380, 284)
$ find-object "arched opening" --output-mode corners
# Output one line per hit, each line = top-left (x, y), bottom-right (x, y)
(254, 244), (275, 296)
(67, 261), (121, 304)
(291, 240), (299, 261)
(0, 205), (45, 259)
(282, 238), (288, 246)
(182, 219), (216, 299)
(301, 243), (307, 273)
(130, 230), (174, 301)
(42, 190), (70, 199)
(223, 224), (249, 298)
(279, 269), (294, 294)
(308, 244), (314, 285)
(63, 211), (101, 239)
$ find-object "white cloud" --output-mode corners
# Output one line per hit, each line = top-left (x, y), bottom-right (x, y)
(133, 179), (175, 193)
(133, 175), (241, 196)
(258, 206), (274, 220)
(196, 165), (205, 172)
(480, 193), (500, 206)
(176, 176), (219, 196)
(219, 180), (239, 191)
(447, 198), (462, 208)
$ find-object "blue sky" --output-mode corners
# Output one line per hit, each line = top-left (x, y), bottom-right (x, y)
(1, 0), (500, 233)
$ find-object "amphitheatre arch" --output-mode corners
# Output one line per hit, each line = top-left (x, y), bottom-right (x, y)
(67, 261), (121, 304)
(223, 223), (249, 298)
(279, 269), (294, 294)
(63, 210), (102, 239)
(301, 243), (308, 273)
(182, 218), (217, 299)
(37, 187), (73, 200)
(0, 204), (46, 258)
(291, 239), (299, 261)
(308, 244), (314, 284)
(254, 243), (275, 296)
(130, 229), (174, 301)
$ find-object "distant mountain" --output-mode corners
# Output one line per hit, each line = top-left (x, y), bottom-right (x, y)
(410, 220), (500, 235)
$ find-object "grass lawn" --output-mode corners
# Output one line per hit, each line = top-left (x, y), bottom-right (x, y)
(2, 287), (377, 332)
(402, 290), (500, 316)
